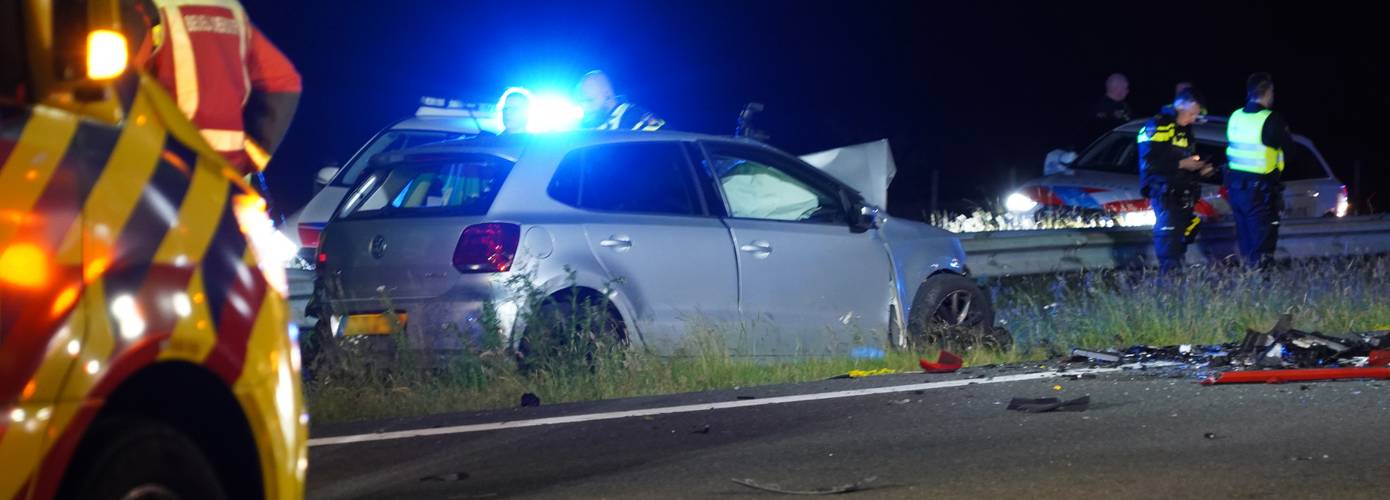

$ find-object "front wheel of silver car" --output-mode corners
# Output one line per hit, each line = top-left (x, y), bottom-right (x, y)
(907, 274), (1009, 351)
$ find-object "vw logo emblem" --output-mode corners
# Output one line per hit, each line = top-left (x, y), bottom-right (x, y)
(369, 235), (387, 259)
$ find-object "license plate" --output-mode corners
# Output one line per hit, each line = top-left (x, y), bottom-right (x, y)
(342, 312), (407, 336)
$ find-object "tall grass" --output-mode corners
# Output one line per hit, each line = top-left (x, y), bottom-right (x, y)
(305, 256), (1390, 424)
(990, 256), (1390, 353)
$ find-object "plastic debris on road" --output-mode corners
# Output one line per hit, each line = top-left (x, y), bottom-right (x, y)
(1006, 396), (1090, 413)
(827, 368), (900, 380)
(1063, 314), (1390, 385)
(730, 476), (877, 495)
(920, 350), (964, 373)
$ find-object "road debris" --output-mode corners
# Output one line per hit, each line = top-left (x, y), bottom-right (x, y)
(1006, 396), (1090, 413)
(826, 368), (899, 380)
(730, 476), (877, 495)
(920, 351), (963, 373)
(420, 472), (470, 482)
(1063, 314), (1390, 385)
(1203, 367), (1390, 385)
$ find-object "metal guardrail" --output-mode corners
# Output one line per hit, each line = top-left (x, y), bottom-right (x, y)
(285, 215), (1390, 326)
(959, 214), (1390, 277)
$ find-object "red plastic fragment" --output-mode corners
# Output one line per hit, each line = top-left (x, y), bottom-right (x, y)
(1202, 367), (1390, 385)
(1367, 350), (1390, 367)
(920, 351), (964, 374)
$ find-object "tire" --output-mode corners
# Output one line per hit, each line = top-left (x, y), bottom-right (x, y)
(60, 417), (228, 500)
(516, 294), (625, 372)
(907, 273), (1009, 351)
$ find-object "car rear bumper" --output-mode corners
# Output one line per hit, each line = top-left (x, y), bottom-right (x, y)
(322, 295), (521, 351)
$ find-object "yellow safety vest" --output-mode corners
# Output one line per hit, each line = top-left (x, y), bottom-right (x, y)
(1225, 108), (1285, 175)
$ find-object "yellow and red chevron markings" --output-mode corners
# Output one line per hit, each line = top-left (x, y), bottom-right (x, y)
(0, 74), (304, 500)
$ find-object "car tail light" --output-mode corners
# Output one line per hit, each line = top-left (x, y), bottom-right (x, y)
(298, 222), (324, 248)
(452, 223), (521, 273)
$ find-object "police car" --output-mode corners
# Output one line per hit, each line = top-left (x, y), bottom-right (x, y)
(2, 2), (305, 498)
(1005, 117), (1349, 225)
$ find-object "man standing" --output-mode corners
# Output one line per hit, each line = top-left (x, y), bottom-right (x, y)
(575, 71), (665, 131)
(1093, 73), (1132, 127)
(1138, 90), (1213, 273)
(135, 0), (301, 175)
(1225, 73), (1292, 267)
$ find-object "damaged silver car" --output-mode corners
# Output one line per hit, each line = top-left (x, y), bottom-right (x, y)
(313, 131), (1004, 356)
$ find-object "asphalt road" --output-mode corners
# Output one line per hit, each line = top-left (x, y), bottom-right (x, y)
(306, 366), (1390, 499)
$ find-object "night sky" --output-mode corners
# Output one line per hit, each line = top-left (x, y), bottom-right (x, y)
(244, 0), (1387, 219)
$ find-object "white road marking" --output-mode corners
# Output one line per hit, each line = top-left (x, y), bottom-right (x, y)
(308, 367), (1122, 447)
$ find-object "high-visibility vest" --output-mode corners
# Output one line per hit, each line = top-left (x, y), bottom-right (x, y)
(142, 0), (300, 173)
(1225, 108), (1285, 175)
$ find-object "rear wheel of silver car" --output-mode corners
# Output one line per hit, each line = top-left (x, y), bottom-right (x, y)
(907, 274), (1008, 351)
(517, 293), (626, 372)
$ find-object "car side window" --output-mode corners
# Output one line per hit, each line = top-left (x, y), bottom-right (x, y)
(547, 142), (701, 216)
(703, 145), (846, 224)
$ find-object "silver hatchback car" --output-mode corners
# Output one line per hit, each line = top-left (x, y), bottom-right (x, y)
(315, 131), (997, 356)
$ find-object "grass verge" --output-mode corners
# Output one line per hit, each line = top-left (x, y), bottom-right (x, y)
(305, 256), (1390, 424)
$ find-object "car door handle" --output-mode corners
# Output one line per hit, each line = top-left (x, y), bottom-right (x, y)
(739, 240), (773, 257)
(600, 235), (632, 251)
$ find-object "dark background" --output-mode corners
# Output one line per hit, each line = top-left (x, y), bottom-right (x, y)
(244, 0), (1387, 220)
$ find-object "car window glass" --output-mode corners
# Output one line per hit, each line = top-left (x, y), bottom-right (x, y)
(337, 155), (513, 219)
(706, 148), (845, 223)
(548, 142), (700, 216)
(1074, 132), (1136, 174)
(339, 130), (463, 186)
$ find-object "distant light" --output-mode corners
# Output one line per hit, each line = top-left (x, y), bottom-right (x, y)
(85, 360), (101, 375)
(87, 30), (128, 80)
(527, 94), (584, 133)
(1337, 185), (1349, 217)
(1005, 192), (1038, 213)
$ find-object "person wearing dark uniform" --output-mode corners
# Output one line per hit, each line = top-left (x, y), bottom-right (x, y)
(1138, 90), (1214, 273)
(576, 70), (665, 131)
(1225, 72), (1292, 267)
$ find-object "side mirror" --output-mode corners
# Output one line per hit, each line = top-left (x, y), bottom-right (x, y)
(850, 202), (884, 233)
(314, 164), (339, 194)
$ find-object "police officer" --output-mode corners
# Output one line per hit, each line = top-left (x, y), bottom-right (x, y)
(1138, 90), (1214, 273)
(1225, 72), (1292, 267)
(575, 70), (665, 131)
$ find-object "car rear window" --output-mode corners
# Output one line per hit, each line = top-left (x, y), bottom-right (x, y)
(1282, 143), (1330, 181)
(336, 154), (513, 220)
(337, 130), (467, 186)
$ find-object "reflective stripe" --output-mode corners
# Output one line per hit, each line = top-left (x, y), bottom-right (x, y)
(162, 5), (201, 117)
(243, 137), (270, 171)
(201, 128), (245, 152)
(0, 106), (79, 246)
(1225, 109), (1284, 174)
(153, 157), (230, 263)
